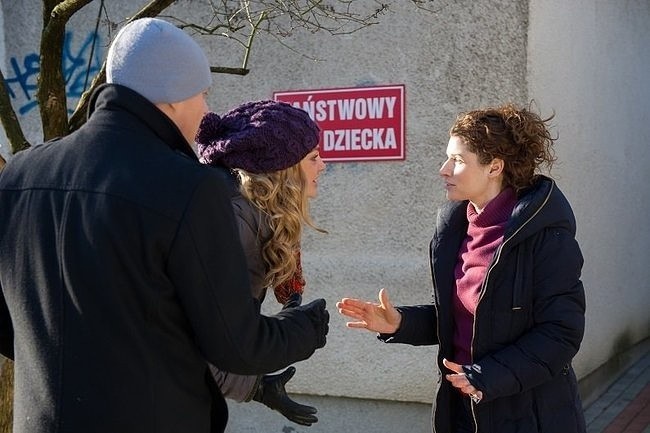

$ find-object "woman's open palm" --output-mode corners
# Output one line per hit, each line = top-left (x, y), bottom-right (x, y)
(336, 288), (402, 334)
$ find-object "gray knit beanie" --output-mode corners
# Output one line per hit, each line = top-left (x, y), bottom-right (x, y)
(196, 100), (320, 174)
(106, 18), (212, 104)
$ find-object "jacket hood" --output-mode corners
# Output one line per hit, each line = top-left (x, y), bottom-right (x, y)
(505, 175), (577, 244)
(435, 175), (577, 247)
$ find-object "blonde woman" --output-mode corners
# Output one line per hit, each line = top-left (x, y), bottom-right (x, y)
(196, 100), (326, 427)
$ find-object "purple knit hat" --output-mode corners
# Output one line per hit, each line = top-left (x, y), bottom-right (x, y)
(196, 100), (320, 173)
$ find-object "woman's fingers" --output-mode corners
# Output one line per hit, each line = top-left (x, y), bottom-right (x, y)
(345, 320), (369, 329)
(337, 307), (365, 321)
(378, 288), (392, 310)
(442, 358), (482, 398)
(442, 358), (462, 373)
(337, 301), (372, 317)
(337, 289), (397, 333)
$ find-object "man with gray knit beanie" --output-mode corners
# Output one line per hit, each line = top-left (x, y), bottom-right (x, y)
(0, 18), (329, 433)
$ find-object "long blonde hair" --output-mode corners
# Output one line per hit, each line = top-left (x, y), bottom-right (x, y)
(236, 164), (325, 289)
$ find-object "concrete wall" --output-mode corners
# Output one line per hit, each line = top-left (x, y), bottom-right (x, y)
(0, 0), (44, 152)
(1, 0), (649, 432)
(527, 0), (650, 380)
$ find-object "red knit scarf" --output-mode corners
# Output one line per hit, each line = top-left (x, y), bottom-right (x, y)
(273, 250), (305, 304)
(452, 187), (517, 364)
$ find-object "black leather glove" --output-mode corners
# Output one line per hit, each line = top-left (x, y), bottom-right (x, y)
(253, 366), (318, 426)
(292, 298), (329, 349)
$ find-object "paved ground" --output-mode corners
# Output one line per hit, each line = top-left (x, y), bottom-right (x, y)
(584, 348), (650, 433)
(5, 346), (650, 433)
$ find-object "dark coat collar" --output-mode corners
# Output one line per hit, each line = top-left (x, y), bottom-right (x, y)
(87, 83), (198, 162)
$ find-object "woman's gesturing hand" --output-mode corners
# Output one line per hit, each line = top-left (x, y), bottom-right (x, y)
(443, 358), (483, 404)
(336, 288), (402, 334)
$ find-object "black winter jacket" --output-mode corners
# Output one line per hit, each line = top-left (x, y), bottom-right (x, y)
(384, 177), (586, 433)
(0, 84), (323, 433)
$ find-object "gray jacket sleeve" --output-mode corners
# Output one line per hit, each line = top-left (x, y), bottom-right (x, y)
(231, 195), (270, 300)
(209, 363), (262, 402)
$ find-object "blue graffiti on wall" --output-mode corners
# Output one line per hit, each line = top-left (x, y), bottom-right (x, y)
(3, 31), (103, 115)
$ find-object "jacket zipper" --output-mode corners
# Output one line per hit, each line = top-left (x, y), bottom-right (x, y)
(467, 182), (554, 432)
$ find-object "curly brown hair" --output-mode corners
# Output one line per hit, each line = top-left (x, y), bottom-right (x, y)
(449, 102), (557, 192)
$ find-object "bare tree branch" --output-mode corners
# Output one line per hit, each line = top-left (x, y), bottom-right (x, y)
(172, 0), (390, 75)
(68, 66), (106, 133)
(0, 68), (31, 156)
(129, 0), (178, 20)
(211, 66), (250, 75)
(5, 0), (437, 151)
(241, 7), (267, 70)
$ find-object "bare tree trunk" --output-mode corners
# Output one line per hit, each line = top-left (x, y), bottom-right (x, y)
(39, 0), (95, 140)
(0, 358), (13, 433)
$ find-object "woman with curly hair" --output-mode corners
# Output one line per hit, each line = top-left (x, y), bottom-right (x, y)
(337, 103), (586, 433)
(195, 100), (326, 427)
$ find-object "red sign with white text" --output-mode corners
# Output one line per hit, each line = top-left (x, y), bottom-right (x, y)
(274, 85), (405, 162)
